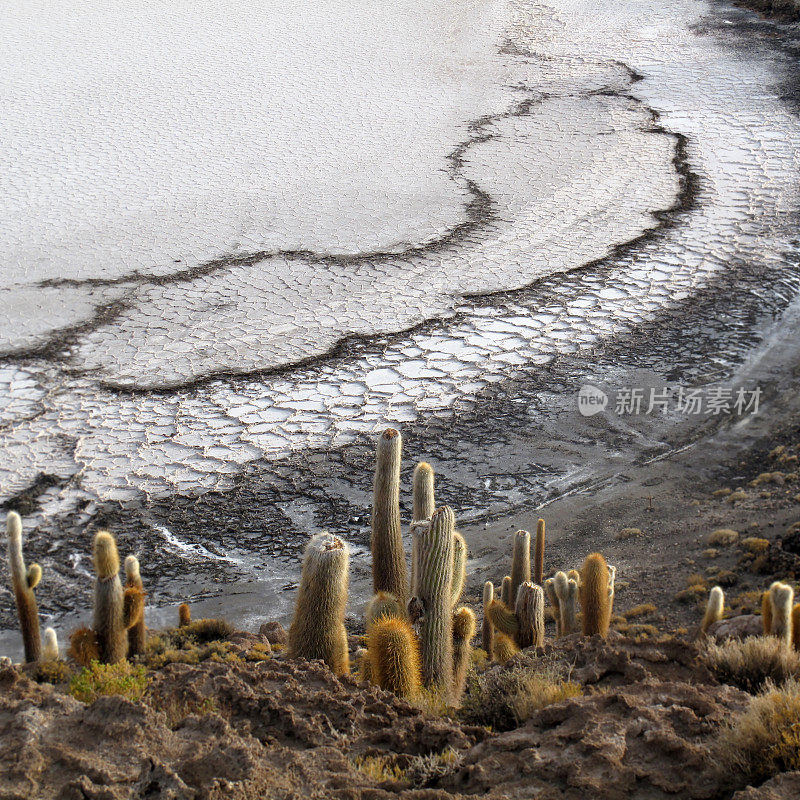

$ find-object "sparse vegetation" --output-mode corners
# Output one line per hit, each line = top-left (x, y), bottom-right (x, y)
(740, 537), (770, 554)
(701, 637), (800, 692)
(69, 660), (148, 704)
(622, 603), (656, 619)
(708, 528), (739, 546)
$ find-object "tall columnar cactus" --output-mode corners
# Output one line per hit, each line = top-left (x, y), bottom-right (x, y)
(579, 553), (611, 637)
(6, 511), (41, 663)
(450, 532), (467, 608)
(42, 627), (59, 661)
(544, 578), (561, 637)
(365, 591), (404, 630)
(371, 429), (408, 606)
(482, 581), (494, 655)
(700, 586), (724, 637)
(452, 606), (476, 703)
(761, 591), (772, 635)
(510, 530), (531, 603)
(93, 531), (143, 664)
(417, 506), (454, 692)
(287, 532), (350, 675)
(554, 571), (579, 636)
(367, 616), (422, 698)
(792, 605), (800, 654)
(534, 519), (545, 586)
(769, 581), (794, 647)
(179, 603), (191, 627)
(410, 462), (435, 596)
(487, 582), (545, 649)
(501, 576), (512, 607)
(124, 555), (147, 657)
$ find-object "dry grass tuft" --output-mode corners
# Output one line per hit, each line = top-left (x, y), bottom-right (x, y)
(459, 660), (580, 731)
(352, 754), (405, 783)
(622, 603), (656, 620)
(708, 529), (739, 546)
(617, 527), (643, 540)
(69, 661), (148, 704)
(717, 678), (800, 783)
(701, 636), (800, 693)
(740, 537), (770, 555)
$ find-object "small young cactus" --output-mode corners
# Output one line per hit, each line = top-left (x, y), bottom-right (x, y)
(450, 532), (467, 607)
(501, 575), (512, 607)
(544, 578), (561, 637)
(356, 647), (372, 683)
(124, 555), (147, 657)
(606, 564), (617, 631)
(492, 632), (519, 663)
(452, 606), (476, 703)
(68, 626), (100, 666)
(42, 627), (59, 661)
(487, 582), (545, 649)
(6, 511), (42, 663)
(179, 602), (191, 627)
(579, 553), (611, 637)
(482, 581), (494, 655)
(700, 586), (724, 637)
(365, 591), (404, 630)
(510, 530), (531, 603)
(367, 616), (422, 698)
(762, 590), (772, 635)
(534, 519), (545, 586)
(371, 429), (408, 606)
(417, 506), (454, 691)
(769, 581), (794, 647)
(93, 531), (130, 664)
(287, 532), (350, 675)
(554, 571), (579, 636)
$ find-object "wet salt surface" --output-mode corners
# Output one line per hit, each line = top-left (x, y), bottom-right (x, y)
(1, 0), (800, 639)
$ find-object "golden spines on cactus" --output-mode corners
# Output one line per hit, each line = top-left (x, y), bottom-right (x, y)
(501, 575), (512, 607)
(482, 581), (494, 655)
(534, 519), (545, 586)
(68, 626), (100, 667)
(492, 632), (519, 663)
(92, 531), (128, 664)
(450, 532), (467, 607)
(287, 532), (350, 676)
(510, 530), (531, 603)
(487, 598), (519, 638)
(367, 616), (422, 699)
(579, 553), (611, 637)
(417, 506), (454, 692)
(544, 578), (561, 637)
(178, 602), (191, 627)
(769, 581), (794, 646)
(567, 569), (581, 586)
(700, 586), (724, 637)
(371, 428), (408, 606)
(6, 511), (42, 663)
(762, 590), (772, 635)
(365, 591), (404, 630)
(42, 627), (59, 661)
(124, 555), (146, 656)
(452, 606), (476, 703)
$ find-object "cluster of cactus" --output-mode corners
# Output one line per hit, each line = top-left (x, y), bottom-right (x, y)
(5, 513), (148, 666)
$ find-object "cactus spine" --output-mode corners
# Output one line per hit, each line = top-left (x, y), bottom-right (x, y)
(6, 512), (41, 663)
(417, 506), (454, 692)
(769, 581), (794, 646)
(579, 553), (611, 637)
(492, 632), (519, 663)
(452, 606), (476, 703)
(365, 591), (404, 630)
(534, 519), (545, 586)
(371, 429), (408, 606)
(510, 530), (531, 604)
(42, 627), (59, 661)
(179, 603), (191, 627)
(451, 532), (467, 607)
(411, 462), (435, 596)
(367, 616), (422, 698)
(124, 555), (147, 657)
(93, 531), (128, 664)
(501, 575), (512, 607)
(482, 581), (494, 654)
(762, 591), (773, 635)
(287, 532), (350, 675)
(700, 586), (724, 636)
(554, 571), (579, 636)
(544, 578), (561, 637)
(487, 582), (544, 649)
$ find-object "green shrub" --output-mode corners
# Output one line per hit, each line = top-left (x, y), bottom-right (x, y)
(69, 660), (148, 704)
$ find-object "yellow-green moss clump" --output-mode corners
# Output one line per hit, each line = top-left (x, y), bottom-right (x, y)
(69, 660), (148, 704)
